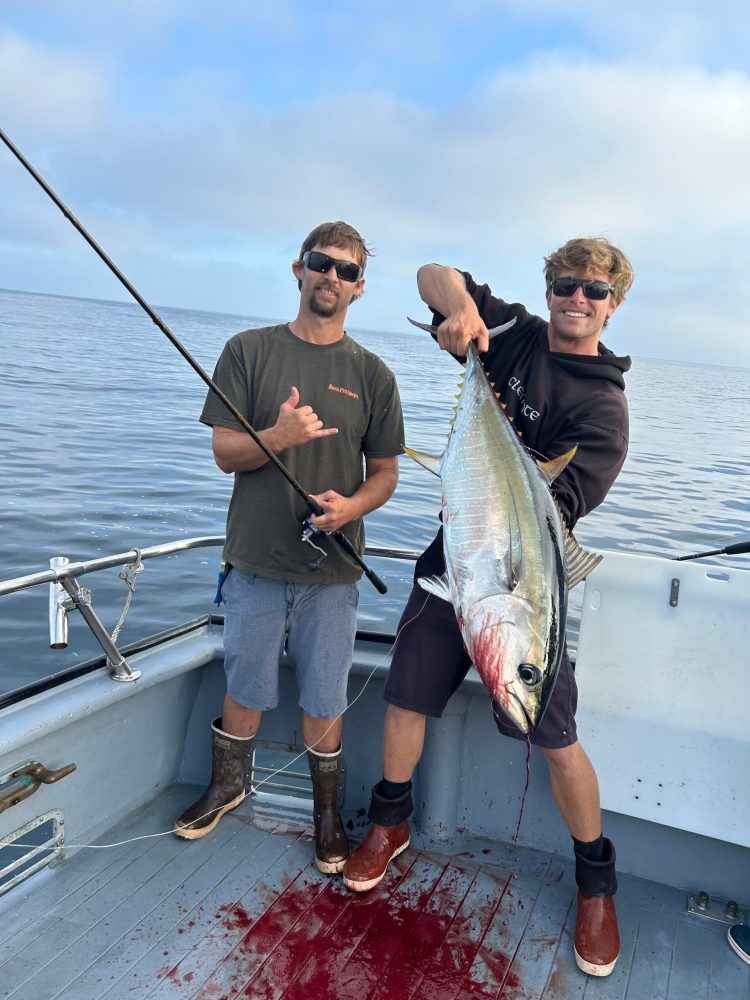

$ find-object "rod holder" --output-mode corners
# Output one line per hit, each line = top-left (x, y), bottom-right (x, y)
(48, 556), (70, 649)
(58, 575), (141, 683)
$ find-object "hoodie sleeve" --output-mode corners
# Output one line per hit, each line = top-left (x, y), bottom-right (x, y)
(430, 270), (533, 329)
(549, 396), (629, 528)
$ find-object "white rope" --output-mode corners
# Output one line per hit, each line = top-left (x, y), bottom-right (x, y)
(106, 550), (144, 667)
(2, 594), (430, 851)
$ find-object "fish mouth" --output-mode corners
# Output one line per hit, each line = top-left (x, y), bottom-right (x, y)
(505, 687), (535, 734)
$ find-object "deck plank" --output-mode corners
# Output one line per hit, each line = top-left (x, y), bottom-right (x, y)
(59, 819), (269, 999)
(366, 859), (479, 999)
(330, 852), (452, 999)
(409, 864), (511, 1000)
(2, 786), (745, 1000)
(623, 910), (676, 1000)
(189, 861), (331, 1000)
(0, 786), (182, 958)
(95, 817), (293, 998)
(277, 853), (416, 1000)
(5, 800), (244, 999)
(132, 829), (310, 1000)
(667, 919), (712, 1000)
(492, 877), (574, 1000)
(460, 872), (542, 997)
(143, 831), (314, 999)
(215, 870), (358, 999)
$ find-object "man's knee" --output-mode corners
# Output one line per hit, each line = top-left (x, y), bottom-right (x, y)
(385, 703), (427, 733)
(385, 705), (427, 742)
(540, 740), (590, 776)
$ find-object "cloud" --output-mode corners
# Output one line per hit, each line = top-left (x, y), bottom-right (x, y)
(0, 28), (109, 135)
(1, 14), (749, 366)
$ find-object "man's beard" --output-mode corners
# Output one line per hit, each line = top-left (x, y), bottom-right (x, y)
(308, 283), (342, 318)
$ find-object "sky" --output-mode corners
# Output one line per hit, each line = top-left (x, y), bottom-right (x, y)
(1, 1), (749, 366)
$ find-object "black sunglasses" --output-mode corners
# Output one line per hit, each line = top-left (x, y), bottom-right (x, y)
(302, 250), (362, 283)
(550, 277), (614, 301)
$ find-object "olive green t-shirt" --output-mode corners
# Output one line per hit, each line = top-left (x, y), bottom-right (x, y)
(200, 324), (404, 583)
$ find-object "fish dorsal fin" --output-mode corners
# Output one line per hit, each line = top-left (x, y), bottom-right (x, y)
(560, 515), (604, 589)
(536, 444), (578, 485)
(404, 446), (442, 478)
(417, 573), (452, 602)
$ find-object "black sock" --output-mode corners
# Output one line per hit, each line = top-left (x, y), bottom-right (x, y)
(573, 834), (605, 863)
(378, 778), (411, 800)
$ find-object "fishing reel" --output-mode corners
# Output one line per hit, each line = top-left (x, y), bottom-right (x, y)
(301, 517), (329, 572)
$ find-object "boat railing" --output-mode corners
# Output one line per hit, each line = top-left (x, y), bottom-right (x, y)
(0, 536), (420, 684)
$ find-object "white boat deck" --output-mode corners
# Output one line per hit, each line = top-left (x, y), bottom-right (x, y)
(1, 784), (746, 1000)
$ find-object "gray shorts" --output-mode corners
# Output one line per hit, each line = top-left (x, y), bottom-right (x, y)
(222, 568), (359, 718)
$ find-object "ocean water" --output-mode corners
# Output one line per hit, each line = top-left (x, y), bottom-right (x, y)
(2, 287), (749, 696)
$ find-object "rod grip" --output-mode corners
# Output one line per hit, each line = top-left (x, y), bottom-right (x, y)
(330, 530), (388, 594)
(724, 540), (750, 555)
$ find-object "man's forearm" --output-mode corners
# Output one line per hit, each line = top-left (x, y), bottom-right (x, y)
(416, 263), (488, 354)
(347, 466), (399, 521)
(212, 426), (279, 473)
(417, 263), (472, 316)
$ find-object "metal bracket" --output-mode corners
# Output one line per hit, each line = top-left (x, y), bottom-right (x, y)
(669, 578), (680, 607)
(687, 891), (745, 925)
(60, 587), (90, 610)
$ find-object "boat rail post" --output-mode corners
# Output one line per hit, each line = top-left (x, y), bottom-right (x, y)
(57, 575), (141, 683)
(48, 557), (70, 649)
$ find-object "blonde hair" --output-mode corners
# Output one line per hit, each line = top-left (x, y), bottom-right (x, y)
(544, 237), (634, 302)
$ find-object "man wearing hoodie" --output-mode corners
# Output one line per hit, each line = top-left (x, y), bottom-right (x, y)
(343, 237), (634, 979)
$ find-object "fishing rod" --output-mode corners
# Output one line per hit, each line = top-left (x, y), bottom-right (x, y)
(0, 127), (387, 594)
(674, 539), (750, 562)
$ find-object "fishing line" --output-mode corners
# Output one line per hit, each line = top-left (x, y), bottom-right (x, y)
(0, 127), (386, 595)
(0, 594), (430, 852)
(490, 701), (534, 844)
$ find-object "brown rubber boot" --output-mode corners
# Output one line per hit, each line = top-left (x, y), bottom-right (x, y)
(343, 821), (410, 891)
(343, 782), (413, 892)
(574, 894), (620, 976)
(174, 718), (253, 840)
(573, 837), (620, 976)
(306, 746), (350, 874)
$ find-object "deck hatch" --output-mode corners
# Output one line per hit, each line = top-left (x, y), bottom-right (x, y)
(0, 809), (64, 896)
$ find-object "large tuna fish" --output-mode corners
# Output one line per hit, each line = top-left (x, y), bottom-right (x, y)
(406, 318), (602, 733)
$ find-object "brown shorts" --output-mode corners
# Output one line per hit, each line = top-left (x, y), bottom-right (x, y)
(383, 585), (578, 749)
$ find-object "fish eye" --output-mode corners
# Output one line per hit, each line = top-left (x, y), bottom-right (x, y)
(518, 663), (542, 686)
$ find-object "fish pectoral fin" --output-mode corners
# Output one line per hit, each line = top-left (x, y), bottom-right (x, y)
(407, 316), (436, 335)
(561, 521), (604, 589)
(408, 315), (516, 343)
(417, 573), (452, 602)
(536, 444), (578, 485)
(403, 446), (442, 478)
(486, 317), (517, 339)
